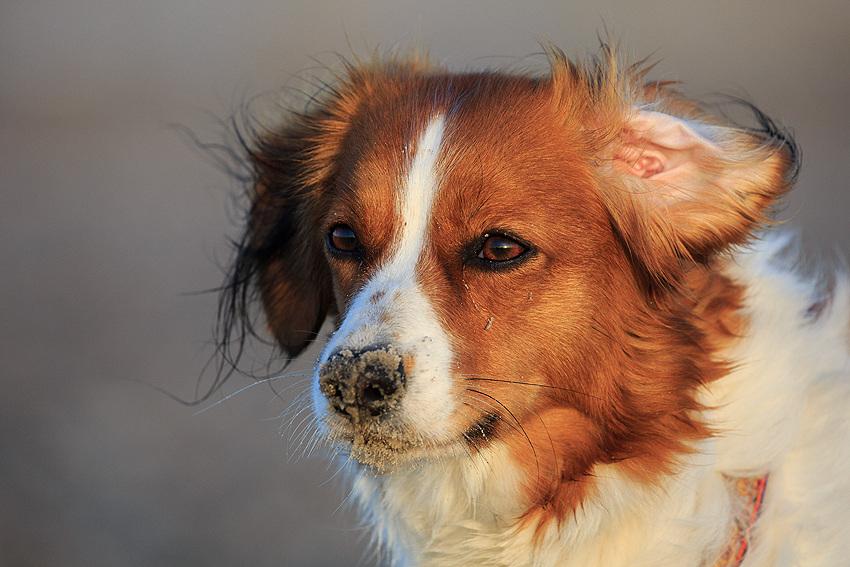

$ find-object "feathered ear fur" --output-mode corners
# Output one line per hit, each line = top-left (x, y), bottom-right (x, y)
(221, 106), (347, 362)
(247, 135), (335, 356)
(602, 101), (799, 285)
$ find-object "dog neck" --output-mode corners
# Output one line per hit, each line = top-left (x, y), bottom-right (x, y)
(349, 442), (761, 567)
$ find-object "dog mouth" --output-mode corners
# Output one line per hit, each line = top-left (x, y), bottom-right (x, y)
(321, 409), (501, 472)
(461, 412), (501, 447)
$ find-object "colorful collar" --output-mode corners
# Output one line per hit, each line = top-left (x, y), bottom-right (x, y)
(712, 473), (769, 567)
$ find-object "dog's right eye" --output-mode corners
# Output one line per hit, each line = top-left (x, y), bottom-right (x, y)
(328, 225), (359, 253)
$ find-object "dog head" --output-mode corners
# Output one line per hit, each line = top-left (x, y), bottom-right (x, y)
(224, 48), (797, 516)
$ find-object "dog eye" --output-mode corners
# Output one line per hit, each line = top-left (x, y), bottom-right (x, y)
(478, 235), (525, 261)
(328, 225), (359, 252)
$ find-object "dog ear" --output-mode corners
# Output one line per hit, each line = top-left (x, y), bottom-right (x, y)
(252, 169), (333, 358)
(603, 107), (799, 281)
(228, 118), (341, 360)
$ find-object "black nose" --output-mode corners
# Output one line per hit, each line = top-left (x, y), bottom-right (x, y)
(318, 345), (406, 423)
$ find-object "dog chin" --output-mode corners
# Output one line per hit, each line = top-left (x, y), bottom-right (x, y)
(321, 415), (471, 472)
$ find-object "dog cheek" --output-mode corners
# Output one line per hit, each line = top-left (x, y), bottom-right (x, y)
(508, 407), (603, 519)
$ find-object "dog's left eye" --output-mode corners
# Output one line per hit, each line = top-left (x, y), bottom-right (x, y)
(478, 235), (525, 262)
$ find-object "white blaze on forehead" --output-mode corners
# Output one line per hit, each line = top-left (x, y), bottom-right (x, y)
(387, 115), (446, 274)
(319, 114), (448, 354)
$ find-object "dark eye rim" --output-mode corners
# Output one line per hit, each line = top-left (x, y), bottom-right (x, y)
(326, 223), (362, 257)
(467, 231), (535, 271)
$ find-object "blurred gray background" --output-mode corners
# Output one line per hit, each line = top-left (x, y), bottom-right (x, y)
(1, 1), (848, 566)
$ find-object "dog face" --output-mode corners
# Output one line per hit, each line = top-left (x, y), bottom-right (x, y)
(229, 50), (797, 516)
(311, 81), (621, 473)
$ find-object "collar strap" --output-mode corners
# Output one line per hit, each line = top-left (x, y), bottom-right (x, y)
(712, 473), (769, 567)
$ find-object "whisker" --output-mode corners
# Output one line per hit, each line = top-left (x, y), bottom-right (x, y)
(462, 380), (566, 491)
(321, 454), (354, 487)
(462, 374), (603, 402)
(288, 412), (321, 459)
(460, 398), (523, 441)
(466, 388), (541, 488)
(281, 401), (313, 446)
(261, 375), (314, 410)
(269, 376), (313, 409)
(278, 392), (312, 429)
(191, 375), (285, 416)
(332, 465), (367, 517)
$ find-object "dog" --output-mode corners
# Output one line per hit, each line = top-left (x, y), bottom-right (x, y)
(220, 46), (850, 567)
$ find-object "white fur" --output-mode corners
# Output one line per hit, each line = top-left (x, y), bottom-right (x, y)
(336, 235), (850, 567)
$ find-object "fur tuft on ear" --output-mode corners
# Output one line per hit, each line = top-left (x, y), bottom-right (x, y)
(602, 102), (799, 284)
